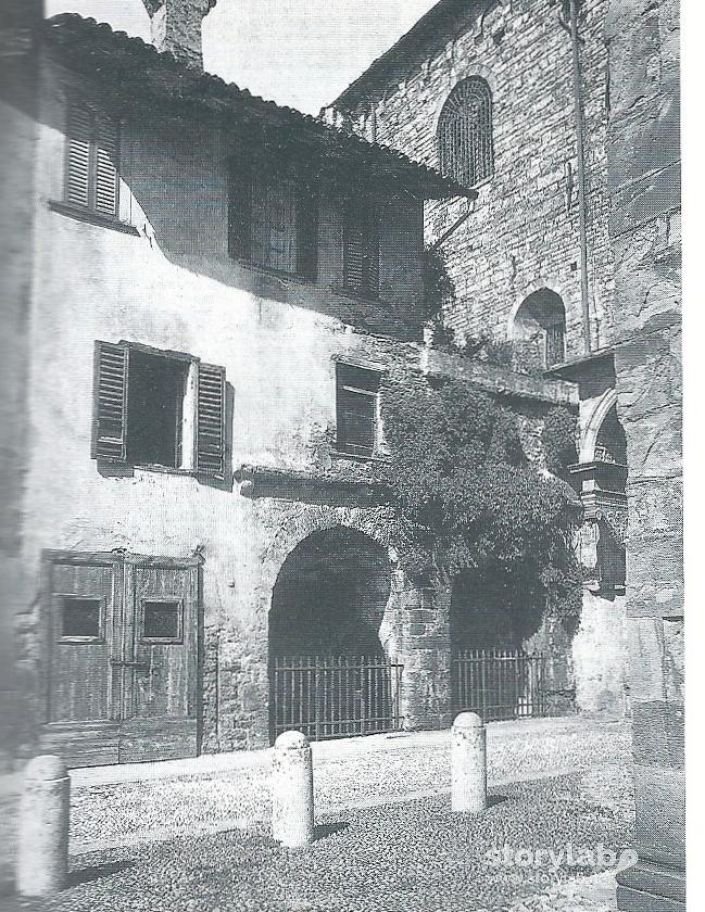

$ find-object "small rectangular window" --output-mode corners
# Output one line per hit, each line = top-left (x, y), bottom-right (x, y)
(336, 364), (380, 457)
(65, 102), (120, 217)
(60, 597), (101, 641)
(142, 600), (182, 643)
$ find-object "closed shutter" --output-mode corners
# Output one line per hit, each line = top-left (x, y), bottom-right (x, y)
(296, 187), (318, 280)
(66, 105), (92, 208)
(344, 201), (379, 297)
(92, 341), (128, 463)
(228, 159), (252, 261)
(196, 363), (226, 478)
(94, 116), (119, 217)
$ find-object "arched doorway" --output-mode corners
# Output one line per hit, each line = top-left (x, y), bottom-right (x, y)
(513, 288), (567, 369)
(269, 527), (400, 742)
(450, 569), (545, 721)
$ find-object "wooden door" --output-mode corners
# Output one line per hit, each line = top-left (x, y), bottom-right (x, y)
(118, 560), (199, 763)
(40, 551), (200, 767)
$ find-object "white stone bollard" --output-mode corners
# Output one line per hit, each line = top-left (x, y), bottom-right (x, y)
(16, 755), (70, 896)
(451, 712), (487, 814)
(272, 730), (314, 848)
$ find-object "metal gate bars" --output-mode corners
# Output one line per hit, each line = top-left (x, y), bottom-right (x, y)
(451, 648), (546, 722)
(270, 654), (403, 743)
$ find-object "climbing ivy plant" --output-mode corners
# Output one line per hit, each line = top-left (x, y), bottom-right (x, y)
(380, 380), (582, 625)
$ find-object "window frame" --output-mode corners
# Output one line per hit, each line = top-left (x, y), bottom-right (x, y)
(55, 594), (105, 645)
(139, 598), (184, 645)
(92, 340), (228, 481)
(335, 363), (381, 458)
(228, 160), (319, 282)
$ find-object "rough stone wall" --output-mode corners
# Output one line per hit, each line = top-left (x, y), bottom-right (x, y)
(605, 0), (684, 907)
(334, 0), (615, 356)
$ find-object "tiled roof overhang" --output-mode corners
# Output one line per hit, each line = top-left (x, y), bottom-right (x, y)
(43, 13), (475, 201)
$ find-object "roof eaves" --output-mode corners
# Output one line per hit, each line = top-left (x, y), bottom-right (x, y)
(43, 13), (474, 200)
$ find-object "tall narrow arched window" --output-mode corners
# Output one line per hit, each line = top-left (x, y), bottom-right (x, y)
(437, 77), (494, 188)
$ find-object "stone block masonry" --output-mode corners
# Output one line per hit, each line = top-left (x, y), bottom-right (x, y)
(333, 0), (616, 357)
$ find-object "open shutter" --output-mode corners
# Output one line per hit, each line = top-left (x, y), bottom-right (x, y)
(94, 115), (119, 217)
(228, 159), (252, 262)
(65, 104), (92, 208)
(363, 210), (380, 297)
(92, 341), (128, 463)
(196, 363), (226, 479)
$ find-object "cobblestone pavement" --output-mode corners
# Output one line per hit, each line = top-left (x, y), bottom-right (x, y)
(1, 717), (632, 907)
(5, 774), (631, 912)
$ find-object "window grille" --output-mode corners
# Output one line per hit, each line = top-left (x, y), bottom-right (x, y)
(65, 102), (120, 217)
(438, 77), (494, 188)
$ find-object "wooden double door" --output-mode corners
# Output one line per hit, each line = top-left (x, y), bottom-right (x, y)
(40, 551), (200, 767)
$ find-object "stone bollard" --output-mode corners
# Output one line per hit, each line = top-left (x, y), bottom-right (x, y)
(272, 730), (314, 848)
(16, 755), (71, 896)
(451, 712), (487, 814)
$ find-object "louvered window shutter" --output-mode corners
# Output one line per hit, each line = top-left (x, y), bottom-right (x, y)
(92, 341), (128, 463)
(296, 187), (318, 280)
(66, 105), (92, 208)
(196, 363), (226, 479)
(363, 213), (380, 297)
(344, 221), (365, 292)
(94, 115), (119, 217)
(228, 159), (252, 261)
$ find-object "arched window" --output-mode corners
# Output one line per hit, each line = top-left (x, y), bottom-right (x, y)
(437, 77), (494, 188)
(513, 288), (566, 369)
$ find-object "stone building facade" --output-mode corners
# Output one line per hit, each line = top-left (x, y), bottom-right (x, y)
(329, 0), (630, 718)
(0, 1), (580, 768)
(606, 1), (683, 908)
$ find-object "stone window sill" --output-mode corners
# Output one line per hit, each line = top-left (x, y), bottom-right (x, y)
(48, 200), (140, 236)
(332, 449), (392, 465)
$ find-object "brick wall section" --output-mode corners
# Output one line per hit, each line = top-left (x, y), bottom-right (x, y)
(333, 0), (616, 356)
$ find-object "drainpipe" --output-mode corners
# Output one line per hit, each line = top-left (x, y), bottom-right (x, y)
(567, 0), (592, 355)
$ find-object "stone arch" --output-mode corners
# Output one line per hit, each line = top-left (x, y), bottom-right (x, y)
(269, 526), (392, 657)
(510, 287), (567, 369)
(579, 387), (619, 463)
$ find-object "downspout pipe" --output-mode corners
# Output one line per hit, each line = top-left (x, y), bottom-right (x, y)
(567, 0), (592, 355)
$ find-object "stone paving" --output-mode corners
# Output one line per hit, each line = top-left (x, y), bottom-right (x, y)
(1, 717), (632, 910)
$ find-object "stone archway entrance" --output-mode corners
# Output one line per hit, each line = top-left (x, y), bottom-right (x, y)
(268, 526), (401, 742)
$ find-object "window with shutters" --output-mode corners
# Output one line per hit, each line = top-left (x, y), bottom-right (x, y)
(228, 163), (318, 280)
(438, 77), (494, 188)
(92, 341), (227, 480)
(336, 363), (380, 457)
(64, 101), (120, 217)
(343, 199), (380, 299)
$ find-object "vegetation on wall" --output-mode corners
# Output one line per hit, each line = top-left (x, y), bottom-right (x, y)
(380, 380), (582, 626)
(542, 406), (579, 480)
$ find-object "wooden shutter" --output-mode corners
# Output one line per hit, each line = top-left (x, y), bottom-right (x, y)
(196, 363), (226, 478)
(228, 159), (252, 261)
(344, 201), (378, 297)
(343, 221), (365, 292)
(66, 104), (92, 208)
(363, 211), (380, 297)
(92, 341), (128, 463)
(94, 115), (119, 217)
(296, 187), (318, 280)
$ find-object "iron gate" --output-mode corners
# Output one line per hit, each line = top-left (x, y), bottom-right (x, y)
(270, 654), (403, 742)
(451, 648), (546, 722)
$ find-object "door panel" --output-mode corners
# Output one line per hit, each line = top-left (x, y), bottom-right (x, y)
(41, 552), (200, 767)
(119, 561), (198, 762)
